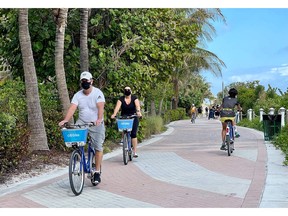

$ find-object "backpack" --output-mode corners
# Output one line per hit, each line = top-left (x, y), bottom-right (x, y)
(191, 107), (196, 113)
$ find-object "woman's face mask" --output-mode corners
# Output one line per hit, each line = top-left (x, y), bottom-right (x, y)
(124, 89), (131, 96)
(81, 81), (91, 90)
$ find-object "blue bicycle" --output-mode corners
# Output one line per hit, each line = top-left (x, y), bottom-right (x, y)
(224, 119), (235, 156)
(115, 115), (137, 165)
(61, 123), (100, 196)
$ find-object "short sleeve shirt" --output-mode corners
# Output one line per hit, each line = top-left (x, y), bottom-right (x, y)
(71, 87), (105, 123)
(222, 96), (239, 109)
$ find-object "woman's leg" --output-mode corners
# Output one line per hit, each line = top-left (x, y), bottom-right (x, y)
(131, 117), (139, 157)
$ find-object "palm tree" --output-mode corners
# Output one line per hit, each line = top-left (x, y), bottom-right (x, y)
(171, 8), (226, 109)
(18, 8), (49, 151)
(53, 8), (73, 122)
(80, 8), (90, 72)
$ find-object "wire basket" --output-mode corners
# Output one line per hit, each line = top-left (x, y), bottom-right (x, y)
(61, 128), (88, 147)
(117, 119), (134, 132)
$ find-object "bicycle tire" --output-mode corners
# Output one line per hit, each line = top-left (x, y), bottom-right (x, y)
(69, 149), (84, 196)
(122, 133), (129, 165)
(128, 134), (133, 161)
(226, 134), (231, 156)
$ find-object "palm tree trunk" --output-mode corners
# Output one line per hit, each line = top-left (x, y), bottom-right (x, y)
(172, 77), (179, 109)
(18, 8), (49, 151)
(80, 8), (89, 72)
(150, 100), (156, 116)
(53, 8), (73, 122)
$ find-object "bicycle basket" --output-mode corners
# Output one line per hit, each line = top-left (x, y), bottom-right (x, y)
(61, 128), (88, 147)
(117, 119), (134, 132)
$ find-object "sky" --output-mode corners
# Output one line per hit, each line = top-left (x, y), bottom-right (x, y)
(202, 8), (288, 96)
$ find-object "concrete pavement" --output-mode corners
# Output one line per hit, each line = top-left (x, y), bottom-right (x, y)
(1, 117), (288, 208)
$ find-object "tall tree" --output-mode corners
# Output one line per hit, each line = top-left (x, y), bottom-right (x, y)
(53, 8), (72, 122)
(171, 8), (226, 109)
(18, 8), (49, 151)
(80, 8), (89, 72)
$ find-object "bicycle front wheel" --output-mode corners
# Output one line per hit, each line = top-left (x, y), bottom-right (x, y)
(69, 150), (84, 196)
(122, 133), (129, 165)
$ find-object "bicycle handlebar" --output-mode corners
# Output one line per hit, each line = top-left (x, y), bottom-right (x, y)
(62, 122), (95, 129)
(114, 114), (142, 120)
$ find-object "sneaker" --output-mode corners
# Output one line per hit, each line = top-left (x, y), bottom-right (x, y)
(93, 172), (101, 184)
(133, 152), (138, 158)
(220, 144), (226, 150)
(235, 132), (240, 138)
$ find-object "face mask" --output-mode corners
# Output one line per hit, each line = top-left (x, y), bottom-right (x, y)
(124, 89), (131, 96)
(81, 81), (91, 90)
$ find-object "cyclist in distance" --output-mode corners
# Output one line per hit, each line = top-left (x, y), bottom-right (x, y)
(219, 88), (242, 150)
(190, 104), (197, 122)
(59, 71), (105, 184)
(111, 86), (142, 158)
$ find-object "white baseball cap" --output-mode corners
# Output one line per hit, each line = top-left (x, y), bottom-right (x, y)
(80, 71), (93, 81)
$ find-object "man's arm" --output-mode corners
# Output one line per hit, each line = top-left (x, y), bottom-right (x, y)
(59, 103), (77, 126)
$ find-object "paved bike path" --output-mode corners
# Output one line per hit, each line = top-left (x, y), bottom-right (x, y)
(1, 118), (288, 208)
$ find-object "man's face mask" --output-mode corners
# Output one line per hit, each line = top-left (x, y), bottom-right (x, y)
(124, 89), (131, 96)
(81, 80), (91, 90)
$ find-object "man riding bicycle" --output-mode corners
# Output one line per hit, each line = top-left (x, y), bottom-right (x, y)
(190, 104), (197, 123)
(219, 88), (242, 150)
(59, 71), (105, 184)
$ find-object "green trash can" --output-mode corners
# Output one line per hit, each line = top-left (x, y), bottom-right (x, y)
(262, 114), (282, 141)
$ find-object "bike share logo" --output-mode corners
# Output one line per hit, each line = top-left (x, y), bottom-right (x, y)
(67, 133), (81, 138)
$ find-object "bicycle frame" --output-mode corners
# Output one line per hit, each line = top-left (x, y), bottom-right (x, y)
(74, 141), (95, 174)
(125, 131), (132, 151)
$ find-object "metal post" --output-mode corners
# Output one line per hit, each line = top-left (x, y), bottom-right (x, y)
(269, 107), (275, 115)
(259, 108), (264, 122)
(248, 109), (252, 121)
(279, 107), (285, 127)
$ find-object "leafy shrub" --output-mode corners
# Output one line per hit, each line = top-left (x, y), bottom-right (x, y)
(142, 115), (165, 138)
(38, 82), (65, 151)
(272, 125), (288, 165)
(162, 108), (186, 124)
(238, 117), (263, 131)
(0, 79), (29, 176)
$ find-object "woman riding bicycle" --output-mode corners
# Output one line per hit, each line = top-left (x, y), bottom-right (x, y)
(219, 88), (242, 150)
(111, 86), (142, 158)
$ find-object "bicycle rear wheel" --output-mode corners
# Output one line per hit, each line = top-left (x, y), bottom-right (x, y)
(122, 133), (129, 165)
(226, 134), (232, 156)
(69, 149), (84, 196)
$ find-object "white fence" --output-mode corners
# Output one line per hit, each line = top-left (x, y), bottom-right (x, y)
(247, 107), (286, 127)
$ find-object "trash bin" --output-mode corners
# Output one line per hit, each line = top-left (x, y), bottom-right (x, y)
(262, 114), (282, 141)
